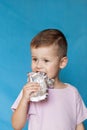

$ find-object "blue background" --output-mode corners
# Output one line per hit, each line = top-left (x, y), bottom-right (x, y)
(0, 0), (87, 129)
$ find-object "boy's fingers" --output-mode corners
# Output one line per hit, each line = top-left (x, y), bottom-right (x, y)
(24, 83), (40, 90)
(24, 82), (39, 87)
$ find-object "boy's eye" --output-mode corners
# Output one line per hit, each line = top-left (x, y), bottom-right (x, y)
(44, 59), (49, 63)
(32, 58), (37, 61)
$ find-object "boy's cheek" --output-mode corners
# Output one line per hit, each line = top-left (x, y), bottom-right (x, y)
(31, 63), (35, 69)
(46, 69), (54, 78)
(31, 65), (35, 71)
(32, 68), (36, 72)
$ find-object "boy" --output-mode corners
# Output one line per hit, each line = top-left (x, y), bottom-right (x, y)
(11, 29), (87, 130)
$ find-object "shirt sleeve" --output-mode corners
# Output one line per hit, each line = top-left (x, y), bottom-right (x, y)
(75, 89), (87, 125)
(11, 90), (23, 111)
(11, 90), (36, 119)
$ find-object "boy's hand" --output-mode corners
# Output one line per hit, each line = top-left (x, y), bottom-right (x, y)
(22, 82), (40, 103)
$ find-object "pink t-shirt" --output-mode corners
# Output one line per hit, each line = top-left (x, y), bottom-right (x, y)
(11, 84), (87, 130)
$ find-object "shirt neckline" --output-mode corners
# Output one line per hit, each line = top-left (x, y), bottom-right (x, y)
(49, 83), (70, 90)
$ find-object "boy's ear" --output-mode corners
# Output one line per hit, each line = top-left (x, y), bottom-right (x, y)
(59, 57), (68, 69)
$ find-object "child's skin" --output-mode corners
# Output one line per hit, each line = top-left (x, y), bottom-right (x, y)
(12, 44), (85, 130)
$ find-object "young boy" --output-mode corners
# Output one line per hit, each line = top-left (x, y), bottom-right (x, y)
(11, 29), (87, 130)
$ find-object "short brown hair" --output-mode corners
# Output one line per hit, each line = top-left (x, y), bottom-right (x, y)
(30, 29), (68, 57)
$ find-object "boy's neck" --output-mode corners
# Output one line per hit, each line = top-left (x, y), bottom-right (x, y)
(53, 78), (66, 89)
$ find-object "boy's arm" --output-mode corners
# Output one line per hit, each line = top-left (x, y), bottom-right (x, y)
(76, 123), (85, 130)
(12, 82), (40, 130)
(12, 97), (29, 130)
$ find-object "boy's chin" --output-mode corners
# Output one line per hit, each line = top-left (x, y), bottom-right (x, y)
(46, 75), (54, 80)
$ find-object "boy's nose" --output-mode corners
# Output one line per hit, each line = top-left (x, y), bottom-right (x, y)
(36, 60), (43, 71)
(36, 60), (43, 68)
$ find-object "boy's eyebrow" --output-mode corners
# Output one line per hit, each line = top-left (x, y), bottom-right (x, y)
(31, 55), (36, 57)
(32, 55), (59, 60)
(31, 55), (50, 59)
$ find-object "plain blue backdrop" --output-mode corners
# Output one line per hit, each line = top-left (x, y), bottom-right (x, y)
(0, 0), (87, 129)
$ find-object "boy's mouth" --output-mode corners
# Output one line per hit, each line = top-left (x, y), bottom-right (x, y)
(36, 71), (47, 75)
(36, 71), (47, 76)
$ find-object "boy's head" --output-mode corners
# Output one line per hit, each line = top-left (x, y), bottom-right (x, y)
(30, 29), (68, 79)
(31, 29), (67, 58)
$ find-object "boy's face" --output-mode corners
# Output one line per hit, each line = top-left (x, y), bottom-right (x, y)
(31, 45), (67, 79)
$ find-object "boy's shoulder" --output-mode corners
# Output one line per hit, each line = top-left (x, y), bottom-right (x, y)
(65, 83), (80, 95)
(64, 83), (82, 103)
